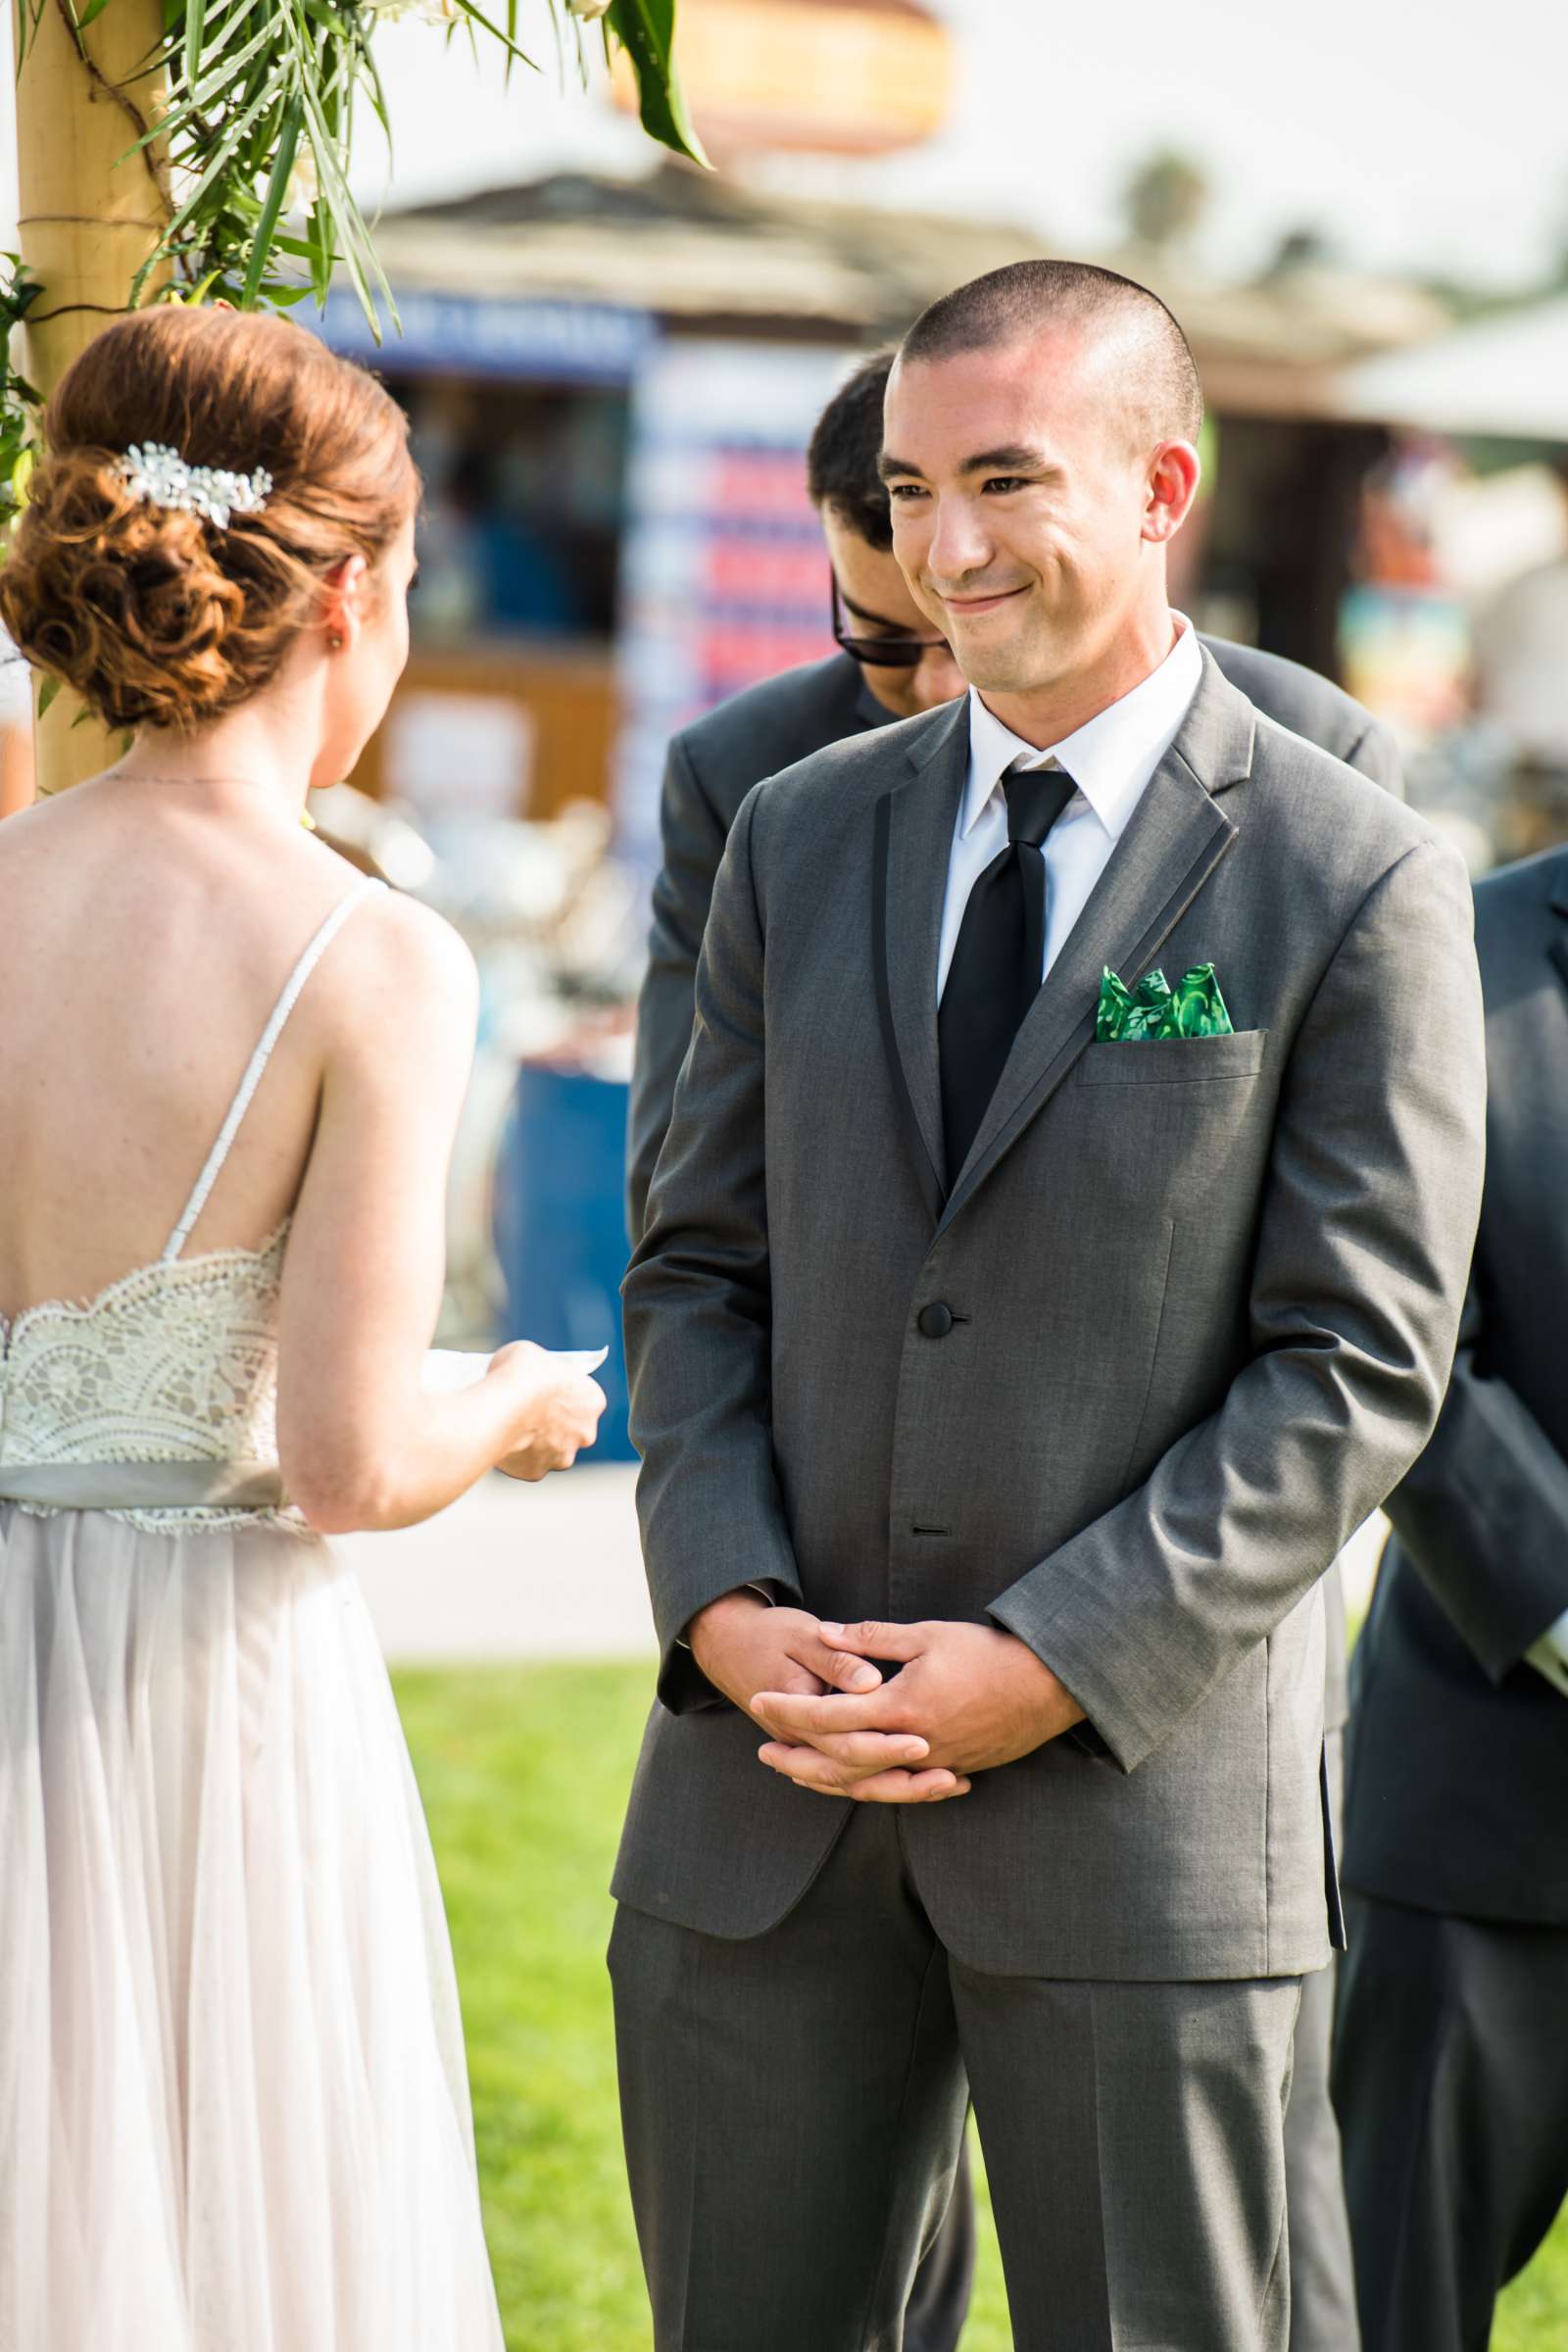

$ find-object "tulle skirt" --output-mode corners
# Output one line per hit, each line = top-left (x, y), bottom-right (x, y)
(0, 1503), (505, 2352)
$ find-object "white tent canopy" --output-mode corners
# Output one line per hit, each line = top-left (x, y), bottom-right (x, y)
(1335, 296), (1568, 442)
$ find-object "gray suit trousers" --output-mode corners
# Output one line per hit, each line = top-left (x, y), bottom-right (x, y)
(611, 1806), (1300, 2352)
(1285, 1726), (1359, 2352)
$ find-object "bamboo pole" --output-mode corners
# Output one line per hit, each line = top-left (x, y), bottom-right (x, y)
(17, 0), (170, 792)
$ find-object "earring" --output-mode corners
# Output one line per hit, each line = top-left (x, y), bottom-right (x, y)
(328, 631), (345, 652)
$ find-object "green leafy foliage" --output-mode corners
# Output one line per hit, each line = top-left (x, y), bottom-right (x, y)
(15, 0), (700, 345)
(0, 254), (42, 541)
(127, 0), (404, 333)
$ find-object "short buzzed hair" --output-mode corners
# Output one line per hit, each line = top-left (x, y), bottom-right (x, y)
(807, 349), (896, 553)
(900, 260), (1203, 448)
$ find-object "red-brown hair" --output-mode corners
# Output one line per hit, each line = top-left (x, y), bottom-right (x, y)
(0, 305), (418, 732)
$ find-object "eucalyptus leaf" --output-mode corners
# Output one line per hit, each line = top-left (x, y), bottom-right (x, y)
(150, 0), (261, 84)
(608, 0), (707, 166)
(359, 40), (392, 142)
(187, 17), (288, 111)
(240, 96), (303, 308)
(160, 72), (292, 241)
(291, 60), (397, 331)
(12, 0), (47, 67)
(182, 0), (206, 85)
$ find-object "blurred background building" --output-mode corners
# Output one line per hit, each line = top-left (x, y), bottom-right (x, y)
(6, 0), (1568, 1400)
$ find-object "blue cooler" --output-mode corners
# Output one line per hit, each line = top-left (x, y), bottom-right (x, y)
(492, 1063), (635, 1462)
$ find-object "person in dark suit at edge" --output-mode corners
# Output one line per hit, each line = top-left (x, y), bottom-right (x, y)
(1334, 842), (1568, 2352)
(625, 346), (1402, 2352)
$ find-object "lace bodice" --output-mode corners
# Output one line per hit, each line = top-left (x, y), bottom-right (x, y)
(0, 876), (382, 1531)
(0, 1231), (289, 1530)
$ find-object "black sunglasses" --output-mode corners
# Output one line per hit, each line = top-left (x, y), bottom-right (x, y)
(831, 574), (950, 669)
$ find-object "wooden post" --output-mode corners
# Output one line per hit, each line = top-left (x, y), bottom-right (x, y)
(16, 0), (170, 792)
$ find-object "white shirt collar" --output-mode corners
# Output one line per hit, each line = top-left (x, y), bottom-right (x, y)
(962, 615), (1203, 842)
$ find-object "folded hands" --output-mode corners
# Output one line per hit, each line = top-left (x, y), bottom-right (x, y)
(688, 1592), (1085, 1805)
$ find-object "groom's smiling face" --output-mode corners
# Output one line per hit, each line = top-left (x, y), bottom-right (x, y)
(880, 327), (1195, 702)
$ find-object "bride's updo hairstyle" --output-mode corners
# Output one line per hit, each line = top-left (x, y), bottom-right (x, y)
(0, 305), (417, 732)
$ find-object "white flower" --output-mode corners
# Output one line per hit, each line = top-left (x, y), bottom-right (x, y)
(367, 0), (460, 20)
(285, 147), (318, 214)
(115, 443), (272, 531)
(565, 0), (613, 20)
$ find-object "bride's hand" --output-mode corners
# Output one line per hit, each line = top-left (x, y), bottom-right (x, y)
(485, 1341), (607, 1481)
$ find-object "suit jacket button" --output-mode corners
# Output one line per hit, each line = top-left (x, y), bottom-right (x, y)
(917, 1302), (955, 1339)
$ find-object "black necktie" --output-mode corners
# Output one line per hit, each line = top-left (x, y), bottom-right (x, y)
(938, 762), (1076, 1181)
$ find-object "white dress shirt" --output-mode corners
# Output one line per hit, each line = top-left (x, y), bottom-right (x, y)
(1527, 1606), (1568, 1698)
(937, 617), (1203, 1002)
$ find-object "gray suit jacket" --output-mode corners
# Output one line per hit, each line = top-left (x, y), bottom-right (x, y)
(1344, 847), (1568, 1924)
(627, 640), (1403, 1728)
(616, 651), (1483, 1981)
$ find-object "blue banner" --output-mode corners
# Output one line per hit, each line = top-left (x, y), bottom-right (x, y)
(316, 288), (656, 386)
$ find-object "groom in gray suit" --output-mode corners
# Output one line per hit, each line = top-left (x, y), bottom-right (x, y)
(628, 345), (1398, 2352)
(614, 261), (1485, 2351)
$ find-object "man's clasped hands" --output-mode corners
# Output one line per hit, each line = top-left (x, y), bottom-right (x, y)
(688, 1590), (1087, 1804)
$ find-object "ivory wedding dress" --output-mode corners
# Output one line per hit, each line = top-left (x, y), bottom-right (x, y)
(0, 877), (505, 2352)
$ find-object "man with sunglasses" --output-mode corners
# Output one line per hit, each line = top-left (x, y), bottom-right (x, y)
(627, 353), (966, 1241)
(625, 343), (1402, 2352)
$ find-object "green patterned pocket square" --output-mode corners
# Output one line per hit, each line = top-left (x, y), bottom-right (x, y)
(1096, 962), (1235, 1043)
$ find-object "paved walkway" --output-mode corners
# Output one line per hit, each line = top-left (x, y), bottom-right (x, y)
(342, 1465), (654, 1664)
(343, 1464), (1389, 1668)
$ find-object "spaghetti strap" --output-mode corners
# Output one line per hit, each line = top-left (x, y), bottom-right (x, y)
(162, 875), (386, 1263)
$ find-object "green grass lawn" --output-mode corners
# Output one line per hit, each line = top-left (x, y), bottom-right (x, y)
(395, 1661), (1568, 2352)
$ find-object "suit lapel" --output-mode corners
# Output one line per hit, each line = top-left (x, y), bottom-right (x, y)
(1548, 858), (1568, 999)
(938, 653), (1254, 1234)
(873, 702), (968, 1222)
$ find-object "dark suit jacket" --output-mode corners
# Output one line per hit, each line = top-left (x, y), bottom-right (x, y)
(616, 654), (1482, 1979)
(626, 654), (885, 1242)
(626, 639), (1402, 1727)
(1343, 847), (1568, 1924)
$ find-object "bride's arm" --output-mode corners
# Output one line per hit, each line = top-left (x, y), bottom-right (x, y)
(275, 888), (602, 1533)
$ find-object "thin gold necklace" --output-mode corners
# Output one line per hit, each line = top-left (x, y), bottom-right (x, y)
(102, 770), (318, 828)
(105, 769), (272, 788)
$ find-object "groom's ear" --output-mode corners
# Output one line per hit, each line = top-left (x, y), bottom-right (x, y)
(1142, 439), (1200, 545)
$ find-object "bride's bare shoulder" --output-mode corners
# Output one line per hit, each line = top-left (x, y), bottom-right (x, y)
(322, 862), (474, 987)
(0, 781), (135, 895)
(0, 785), (85, 854)
(298, 858), (478, 1050)
(1, 790), (475, 1036)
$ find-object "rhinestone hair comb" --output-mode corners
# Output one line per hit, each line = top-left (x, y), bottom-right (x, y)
(114, 441), (273, 531)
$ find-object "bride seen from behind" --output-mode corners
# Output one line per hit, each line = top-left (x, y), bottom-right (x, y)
(0, 304), (604, 2350)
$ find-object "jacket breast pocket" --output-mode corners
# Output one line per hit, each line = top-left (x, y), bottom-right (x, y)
(1063, 1029), (1272, 1228)
(1074, 1028), (1268, 1087)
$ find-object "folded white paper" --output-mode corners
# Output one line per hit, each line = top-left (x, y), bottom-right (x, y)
(421, 1346), (608, 1395)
